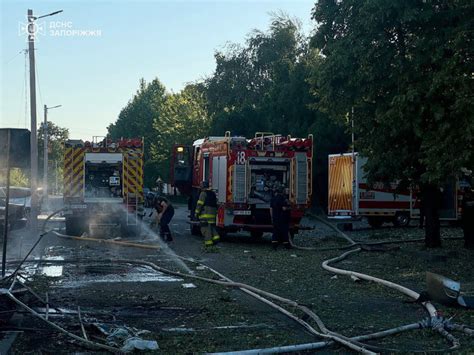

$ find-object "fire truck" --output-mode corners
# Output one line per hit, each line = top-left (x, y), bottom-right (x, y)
(328, 152), (469, 227)
(63, 137), (144, 236)
(171, 132), (313, 237)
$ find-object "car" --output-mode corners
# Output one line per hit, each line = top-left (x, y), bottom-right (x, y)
(0, 187), (43, 218)
(0, 198), (26, 231)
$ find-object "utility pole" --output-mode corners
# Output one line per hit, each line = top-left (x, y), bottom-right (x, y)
(55, 160), (58, 194)
(43, 105), (48, 201)
(28, 9), (39, 234)
(27, 8), (63, 230)
(43, 104), (61, 204)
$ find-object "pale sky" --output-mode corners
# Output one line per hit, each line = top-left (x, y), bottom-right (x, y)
(1, 0), (315, 141)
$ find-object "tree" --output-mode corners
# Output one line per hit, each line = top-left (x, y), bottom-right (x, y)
(108, 78), (167, 187)
(37, 121), (69, 193)
(0, 168), (29, 187)
(312, 0), (474, 247)
(205, 14), (349, 205)
(152, 84), (211, 181)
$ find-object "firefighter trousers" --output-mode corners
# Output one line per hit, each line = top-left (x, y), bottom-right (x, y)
(159, 209), (175, 241)
(272, 222), (290, 248)
(200, 221), (220, 246)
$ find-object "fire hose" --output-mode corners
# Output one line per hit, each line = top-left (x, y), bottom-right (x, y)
(3, 209), (472, 353)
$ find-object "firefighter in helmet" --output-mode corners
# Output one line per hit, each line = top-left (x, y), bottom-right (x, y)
(195, 180), (220, 247)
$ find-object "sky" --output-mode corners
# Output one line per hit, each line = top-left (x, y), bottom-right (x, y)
(1, 0), (316, 141)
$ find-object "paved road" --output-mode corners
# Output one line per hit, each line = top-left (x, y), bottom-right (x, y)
(2, 202), (314, 353)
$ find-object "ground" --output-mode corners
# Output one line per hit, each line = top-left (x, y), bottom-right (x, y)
(1, 201), (473, 354)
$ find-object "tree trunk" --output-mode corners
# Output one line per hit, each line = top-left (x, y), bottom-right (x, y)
(421, 184), (442, 248)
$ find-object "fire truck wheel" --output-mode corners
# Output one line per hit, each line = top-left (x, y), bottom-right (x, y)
(191, 224), (202, 236)
(367, 216), (384, 228)
(65, 216), (86, 236)
(393, 213), (410, 227)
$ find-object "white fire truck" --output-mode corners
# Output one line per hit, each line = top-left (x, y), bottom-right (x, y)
(328, 152), (467, 227)
(171, 132), (313, 237)
(63, 137), (144, 236)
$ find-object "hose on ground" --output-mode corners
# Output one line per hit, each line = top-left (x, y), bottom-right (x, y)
(17, 257), (466, 354)
(1, 288), (122, 353)
(304, 215), (460, 351)
(52, 231), (161, 250)
(13, 209), (468, 353)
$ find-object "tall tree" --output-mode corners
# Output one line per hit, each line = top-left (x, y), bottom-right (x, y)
(107, 78), (167, 186)
(37, 122), (69, 193)
(205, 14), (349, 205)
(152, 84), (211, 181)
(312, 0), (474, 247)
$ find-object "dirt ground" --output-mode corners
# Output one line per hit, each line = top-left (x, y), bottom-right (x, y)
(2, 203), (473, 354)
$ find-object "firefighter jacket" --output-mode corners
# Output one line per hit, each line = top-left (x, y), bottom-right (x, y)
(195, 189), (217, 224)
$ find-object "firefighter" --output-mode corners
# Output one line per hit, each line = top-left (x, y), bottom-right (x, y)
(462, 187), (474, 250)
(270, 186), (291, 250)
(154, 195), (175, 242)
(195, 181), (220, 247)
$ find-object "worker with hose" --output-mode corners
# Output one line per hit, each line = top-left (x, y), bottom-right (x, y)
(195, 181), (220, 247)
(153, 195), (175, 242)
(270, 186), (291, 250)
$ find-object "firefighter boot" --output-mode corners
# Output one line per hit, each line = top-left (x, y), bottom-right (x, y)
(211, 225), (220, 244)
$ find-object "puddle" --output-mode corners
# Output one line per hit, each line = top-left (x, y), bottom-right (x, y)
(58, 265), (182, 288)
(40, 256), (64, 277)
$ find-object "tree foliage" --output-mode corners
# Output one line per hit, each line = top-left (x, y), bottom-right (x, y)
(107, 78), (167, 186)
(205, 14), (349, 204)
(311, 0), (474, 186)
(152, 84), (211, 181)
(107, 14), (350, 204)
(107, 79), (210, 186)
(37, 121), (69, 193)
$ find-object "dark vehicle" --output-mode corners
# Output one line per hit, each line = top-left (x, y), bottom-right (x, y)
(0, 186), (43, 219)
(0, 189), (27, 231)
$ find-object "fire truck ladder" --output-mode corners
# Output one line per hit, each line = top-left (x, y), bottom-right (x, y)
(126, 193), (138, 226)
(254, 132), (283, 151)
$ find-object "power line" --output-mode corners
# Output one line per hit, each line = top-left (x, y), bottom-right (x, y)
(4, 49), (25, 65)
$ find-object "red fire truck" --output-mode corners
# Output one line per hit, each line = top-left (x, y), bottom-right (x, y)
(328, 152), (469, 227)
(171, 132), (313, 237)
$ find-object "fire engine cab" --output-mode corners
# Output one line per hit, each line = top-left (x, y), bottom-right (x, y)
(171, 132), (313, 238)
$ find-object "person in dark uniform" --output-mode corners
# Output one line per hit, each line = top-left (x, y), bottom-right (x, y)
(462, 187), (474, 250)
(154, 195), (175, 242)
(270, 186), (291, 250)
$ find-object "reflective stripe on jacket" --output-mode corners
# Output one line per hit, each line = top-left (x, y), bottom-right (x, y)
(195, 190), (217, 223)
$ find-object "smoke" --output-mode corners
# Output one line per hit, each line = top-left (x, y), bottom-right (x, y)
(119, 205), (192, 274)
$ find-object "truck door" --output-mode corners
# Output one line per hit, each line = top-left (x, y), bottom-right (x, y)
(328, 154), (354, 216)
(212, 156), (227, 203)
